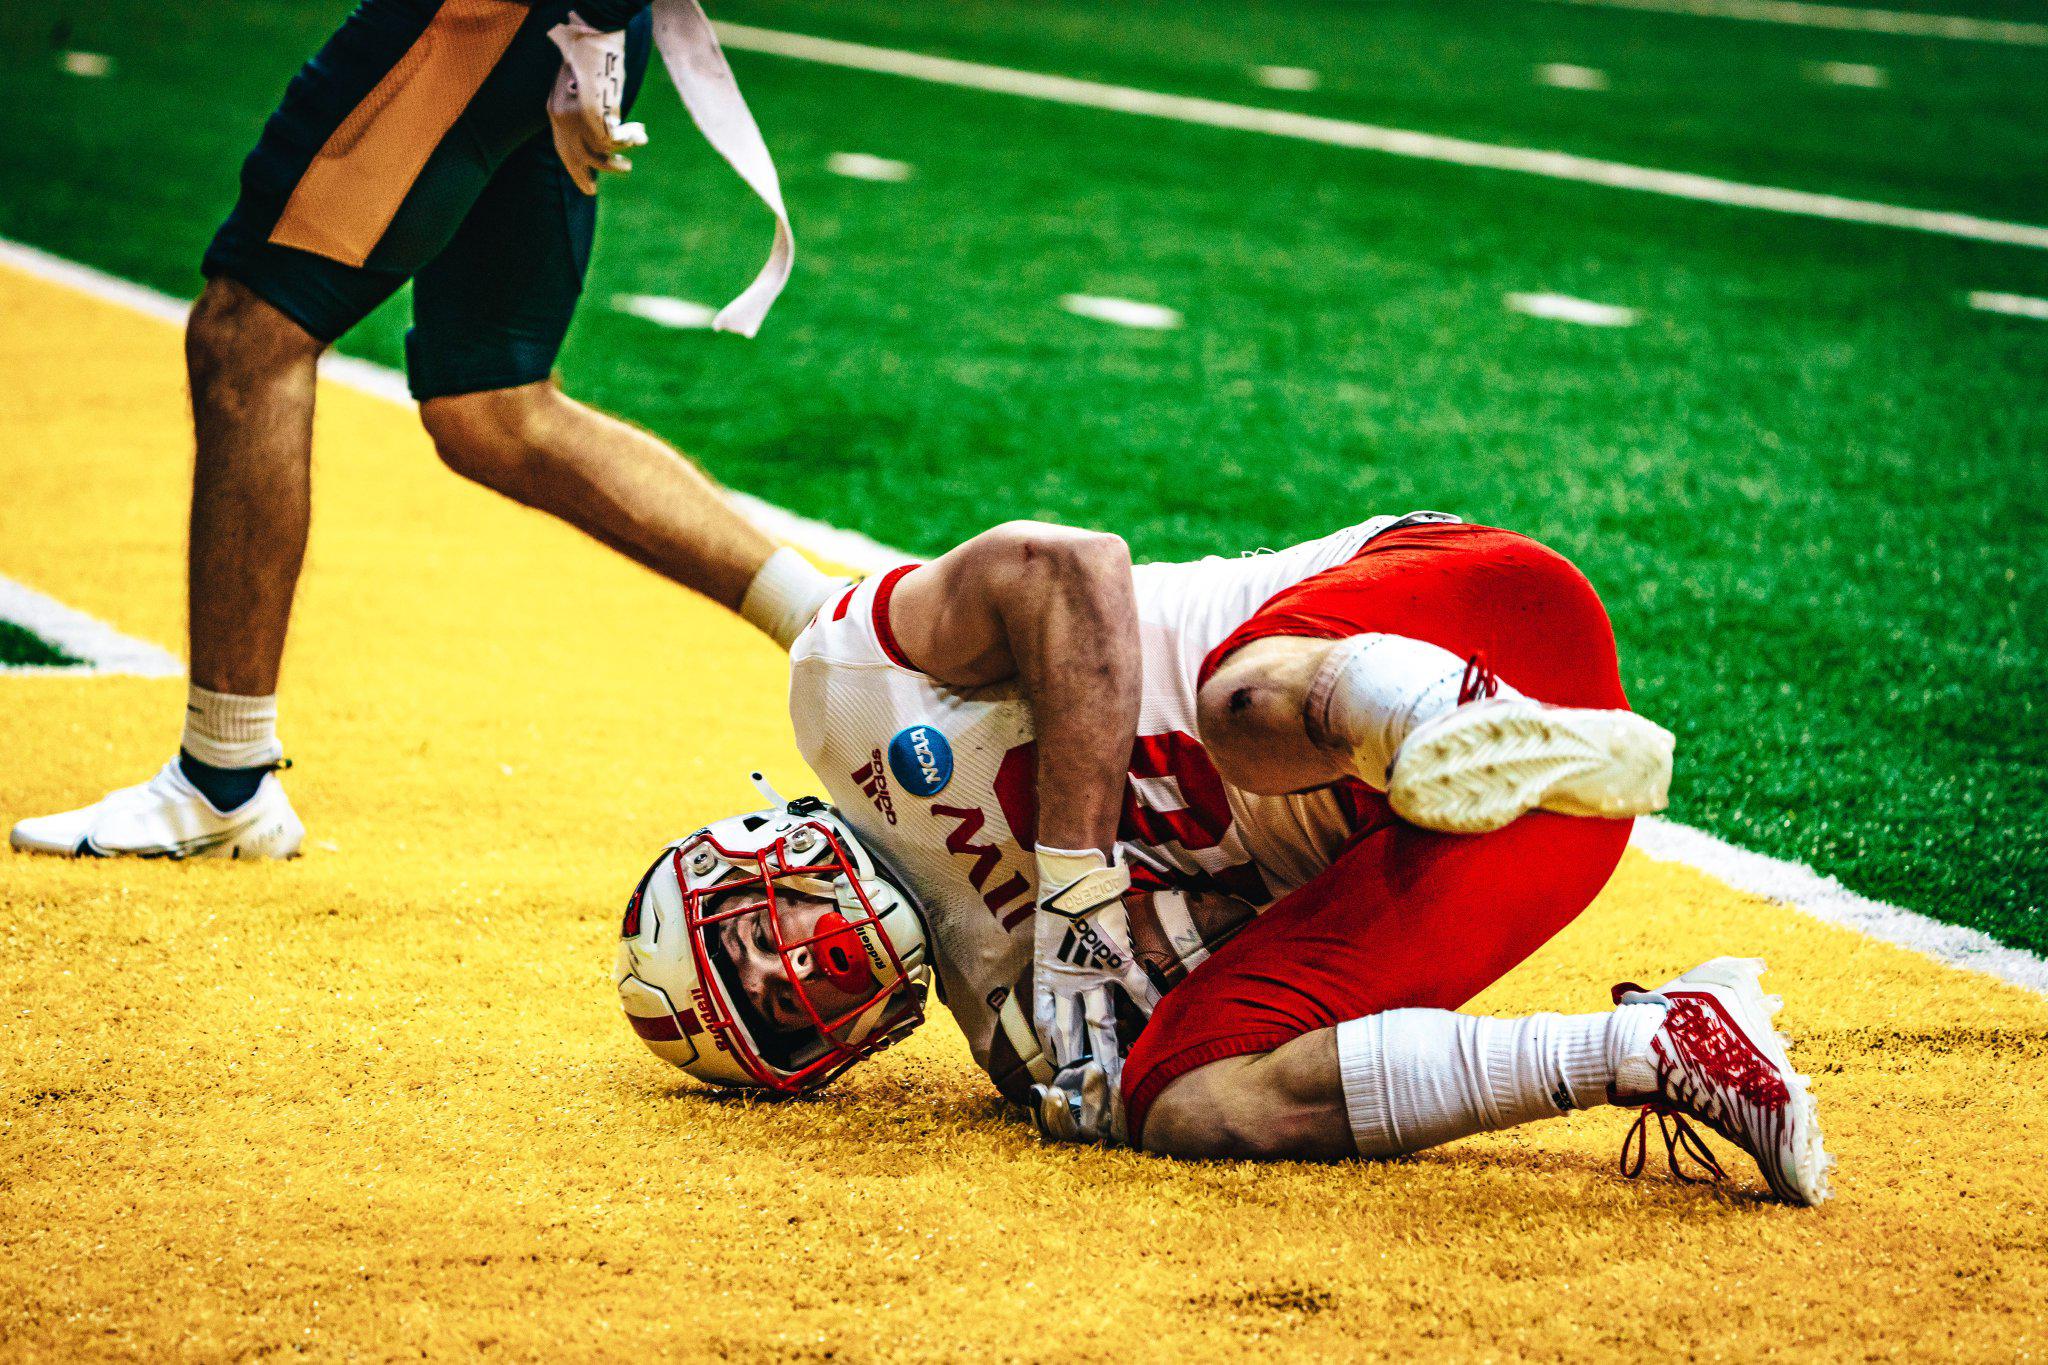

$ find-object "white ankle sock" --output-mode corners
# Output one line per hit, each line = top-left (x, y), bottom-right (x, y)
(740, 547), (847, 650)
(1336, 1004), (1668, 1158)
(180, 685), (284, 770)
(1303, 634), (1520, 787)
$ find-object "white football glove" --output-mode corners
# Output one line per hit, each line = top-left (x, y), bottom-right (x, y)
(546, 13), (649, 195)
(1030, 846), (1161, 1131)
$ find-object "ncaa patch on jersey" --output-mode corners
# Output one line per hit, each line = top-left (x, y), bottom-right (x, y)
(888, 724), (953, 798)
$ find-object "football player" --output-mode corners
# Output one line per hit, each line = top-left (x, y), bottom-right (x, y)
(12, 0), (789, 860)
(617, 513), (1833, 1204)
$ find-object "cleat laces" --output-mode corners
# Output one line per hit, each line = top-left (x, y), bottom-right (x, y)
(1457, 652), (1499, 705)
(1609, 980), (1788, 1192)
(1620, 1105), (1728, 1186)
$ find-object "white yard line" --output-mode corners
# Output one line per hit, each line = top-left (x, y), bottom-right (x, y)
(4, 235), (2043, 996)
(59, 51), (114, 78)
(1250, 65), (1321, 92)
(1535, 62), (1611, 90)
(1531, 0), (2048, 46)
(710, 22), (2048, 253)
(1807, 60), (1889, 88)
(0, 577), (182, 677)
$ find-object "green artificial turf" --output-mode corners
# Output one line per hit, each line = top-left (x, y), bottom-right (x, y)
(0, 0), (2041, 948)
(0, 621), (79, 669)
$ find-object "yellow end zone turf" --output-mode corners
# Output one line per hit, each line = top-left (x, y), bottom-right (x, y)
(2, 261), (2043, 1359)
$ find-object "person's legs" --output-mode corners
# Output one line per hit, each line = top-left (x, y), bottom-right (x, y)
(420, 383), (776, 611)
(184, 278), (327, 700)
(12, 0), (563, 853)
(1124, 525), (1642, 1150)
(1195, 524), (1669, 830)
(407, 124), (779, 614)
(1127, 803), (1638, 1156)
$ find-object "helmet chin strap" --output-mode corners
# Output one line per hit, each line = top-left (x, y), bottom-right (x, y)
(750, 771), (787, 807)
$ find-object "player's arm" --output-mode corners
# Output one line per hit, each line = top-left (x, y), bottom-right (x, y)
(890, 521), (1148, 1136)
(886, 520), (1139, 854)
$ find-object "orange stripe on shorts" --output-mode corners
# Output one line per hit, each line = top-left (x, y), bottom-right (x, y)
(269, 0), (528, 268)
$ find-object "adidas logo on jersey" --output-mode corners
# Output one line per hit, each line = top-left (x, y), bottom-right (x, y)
(1056, 918), (1128, 973)
(852, 751), (898, 825)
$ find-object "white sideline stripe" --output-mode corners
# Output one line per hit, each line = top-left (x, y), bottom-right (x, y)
(1531, 0), (2048, 46)
(4, 234), (2044, 997)
(0, 239), (421, 406)
(727, 493), (913, 572)
(0, 577), (183, 678)
(1968, 290), (2048, 320)
(710, 22), (2048, 253)
(1631, 819), (2048, 993)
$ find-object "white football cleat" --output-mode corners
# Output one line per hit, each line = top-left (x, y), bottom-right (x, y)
(1610, 957), (1832, 1206)
(10, 759), (304, 860)
(1387, 695), (1674, 834)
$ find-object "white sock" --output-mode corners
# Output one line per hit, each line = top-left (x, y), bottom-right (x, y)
(740, 547), (848, 650)
(1303, 634), (1521, 787)
(180, 685), (284, 770)
(1336, 1004), (1668, 1158)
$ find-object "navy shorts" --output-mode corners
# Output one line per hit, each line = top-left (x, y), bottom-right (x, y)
(202, 0), (651, 400)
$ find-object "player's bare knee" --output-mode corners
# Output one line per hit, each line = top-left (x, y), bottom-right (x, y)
(420, 384), (558, 491)
(1197, 661), (1307, 793)
(1142, 1033), (1351, 1161)
(185, 278), (322, 393)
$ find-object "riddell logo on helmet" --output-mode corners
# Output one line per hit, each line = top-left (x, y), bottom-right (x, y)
(689, 983), (728, 1051)
(852, 751), (897, 824)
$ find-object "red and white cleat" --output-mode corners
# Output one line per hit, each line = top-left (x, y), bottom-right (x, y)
(1610, 957), (1832, 1206)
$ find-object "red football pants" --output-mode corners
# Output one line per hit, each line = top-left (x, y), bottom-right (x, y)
(1121, 523), (1635, 1143)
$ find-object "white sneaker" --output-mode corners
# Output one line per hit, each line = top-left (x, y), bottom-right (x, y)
(10, 759), (304, 860)
(1388, 695), (1674, 834)
(1610, 957), (1832, 1206)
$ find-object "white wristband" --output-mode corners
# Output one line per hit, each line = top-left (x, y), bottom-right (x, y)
(739, 546), (845, 650)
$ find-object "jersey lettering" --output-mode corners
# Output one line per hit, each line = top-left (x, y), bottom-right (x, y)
(930, 803), (1034, 928)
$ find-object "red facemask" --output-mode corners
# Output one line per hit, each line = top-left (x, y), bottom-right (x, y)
(675, 820), (924, 1093)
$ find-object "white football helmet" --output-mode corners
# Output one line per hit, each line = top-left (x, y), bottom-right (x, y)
(615, 774), (931, 1093)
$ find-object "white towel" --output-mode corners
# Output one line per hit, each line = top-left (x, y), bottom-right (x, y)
(650, 0), (794, 337)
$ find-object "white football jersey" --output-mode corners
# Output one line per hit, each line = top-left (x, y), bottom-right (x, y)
(787, 512), (1455, 1075)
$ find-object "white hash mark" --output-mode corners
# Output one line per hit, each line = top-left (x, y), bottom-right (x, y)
(1506, 292), (1639, 326)
(1059, 295), (1184, 330)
